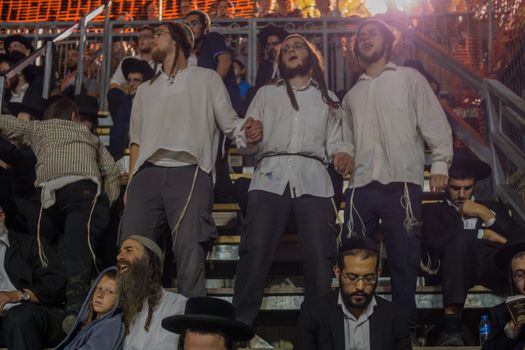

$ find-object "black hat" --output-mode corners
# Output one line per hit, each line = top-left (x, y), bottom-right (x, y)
(7, 86), (47, 120)
(4, 34), (34, 54)
(74, 95), (100, 119)
(162, 297), (255, 341)
(340, 236), (380, 255)
(494, 241), (525, 270)
(449, 148), (491, 181)
(122, 58), (155, 82)
(0, 51), (36, 82)
(258, 25), (289, 45)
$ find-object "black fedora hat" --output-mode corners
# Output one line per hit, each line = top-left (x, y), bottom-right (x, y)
(162, 297), (254, 341)
(122, 58), (155, 82)
(258, 25), (289, 45)
(8, 86), (47, 120)
(0, 51), (36, 82)
(4, 34), (34, 54)
(74, 95), (100, 119)
(449, 148), (491, 181)
(494, 241), (525, 270)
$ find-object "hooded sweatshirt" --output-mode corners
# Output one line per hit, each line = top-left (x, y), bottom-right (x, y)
(55, 267), (125, 350)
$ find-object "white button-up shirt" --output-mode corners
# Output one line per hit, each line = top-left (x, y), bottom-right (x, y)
(338, 292), (377, 350)
(245, 79), (353, 198)
(342, 62), (453, 188)
(129, 66), (246, 176)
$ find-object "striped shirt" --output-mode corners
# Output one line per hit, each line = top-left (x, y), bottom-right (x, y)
(0, 115), (120, 203)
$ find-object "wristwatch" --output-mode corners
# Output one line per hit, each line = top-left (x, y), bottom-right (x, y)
(19, 290), (30, 302)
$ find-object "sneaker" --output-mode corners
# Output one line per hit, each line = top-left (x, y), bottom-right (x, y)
(437, 329), (464, 346)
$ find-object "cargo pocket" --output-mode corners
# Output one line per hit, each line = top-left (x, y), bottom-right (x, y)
(199, 209), (219, 252)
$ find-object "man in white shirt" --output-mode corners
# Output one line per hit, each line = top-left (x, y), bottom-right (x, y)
(117, 236), (187, 350)
(341, 18), (453, 331)
(120, 22), (262, 298)
(232, 34), (354, 326)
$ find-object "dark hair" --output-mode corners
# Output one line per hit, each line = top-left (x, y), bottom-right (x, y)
(336, 248), (379, 270)
(354, 19), (395, 63)
(277, 34), (340, 111)
(185, 10), (212, 34)
(85, 269), (118, 325)
(150, 22), (193, 84)
(138, 25), (154, 34)
(179, 327), (235, 350)
(43, 97), (78, 121)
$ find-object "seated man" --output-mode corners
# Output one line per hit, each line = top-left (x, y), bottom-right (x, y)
(483, 240), (525, 349)
(0, 199), (66, 350)
(117, 236), (187, 349)
(422, 153), (522, 346)
(294, 236), (411, 350)
(162, 297), (254, 350)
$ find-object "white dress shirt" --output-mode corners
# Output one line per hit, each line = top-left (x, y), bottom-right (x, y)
(342, 62), (453, 188)
(245, 79), (353, 198)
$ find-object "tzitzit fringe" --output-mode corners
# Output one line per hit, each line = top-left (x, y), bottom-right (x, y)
(171, 166), (200, 251)
(400, 182), (420, 233)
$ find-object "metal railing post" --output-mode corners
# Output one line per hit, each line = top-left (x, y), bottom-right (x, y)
(0, 76), (5, 114)
(43, 41), (53, 99)
(100, 1), (112, 111)
(75, 16), (87, 95)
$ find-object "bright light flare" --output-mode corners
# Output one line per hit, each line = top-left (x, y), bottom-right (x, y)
(363, 0), (387, 15)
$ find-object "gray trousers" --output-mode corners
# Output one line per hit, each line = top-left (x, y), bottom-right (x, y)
(120, 164), (217, 297)
(233, 187), (337, 326)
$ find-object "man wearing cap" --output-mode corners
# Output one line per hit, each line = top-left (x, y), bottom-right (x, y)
(0, 199), (66, 350)
(108, 57), (155, 159)
(162, 297), (254, 350)
(341, 18), (453, 331)
(120, 22), (262, 298)
(483, 241), (525, 349)
(117, 236), (187, 350)
(422, 153), (522, 346)
(295, 236), (412, 350)
(3, 34), (33, 56)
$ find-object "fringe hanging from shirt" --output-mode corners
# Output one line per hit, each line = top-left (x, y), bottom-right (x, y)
(332, 198), (343, 249)
(36, 200), (49, 269)
(87, 195), (100, 275)
(400, 182), (420, 234)
(171, 166), (200, 252)
(345, 187), (366, 240)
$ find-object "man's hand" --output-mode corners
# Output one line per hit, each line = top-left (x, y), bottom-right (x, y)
(119, 173), (129, 187)
(0, 160), (13, 170)
(461, 199), (495, 223)
(332, 153), (354, 177)
(242, 117), (263, 145)
(0, 291), (20, 314)
(429, 174), (448, 193)
(482, 229), (507, 244)
(505, 320), (522, 340)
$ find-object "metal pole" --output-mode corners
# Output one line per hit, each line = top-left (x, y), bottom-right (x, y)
(487, 0), (493, 71)
(0, 76), (5, 114)
(43, 41), (53, 99)
(248, 19), (256, 85)
(158, 0), (163, 21)
(75, 16), (87, 95)
(100, 1), (112, 111)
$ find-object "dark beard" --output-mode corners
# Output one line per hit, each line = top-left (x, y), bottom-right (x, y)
(117, 256), (151, 330)
(281, 59), (311, 79)
(358, 43), (387, 65)
(340, 277), (375, 311)
(151, 47), (167, 64)
(139, 47), (152, 55)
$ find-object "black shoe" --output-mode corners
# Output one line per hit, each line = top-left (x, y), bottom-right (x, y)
(437, 329), (464, 346)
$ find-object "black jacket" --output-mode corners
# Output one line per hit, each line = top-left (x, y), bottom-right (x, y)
(294, 290), (412, 350)
(483, 301), (525, 350)
(5, 229), (66, 306)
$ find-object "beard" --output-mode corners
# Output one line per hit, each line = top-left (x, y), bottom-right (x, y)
(152, 47), (167, 64)
(340, 277), (375, 311)
(358, 43), (387, 65)
(117, 255), (151, 329)
(281, 58), (311, 80)
(139, 46), (152, 55)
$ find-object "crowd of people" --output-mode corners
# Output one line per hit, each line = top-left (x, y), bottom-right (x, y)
(0, 10), (524, 350)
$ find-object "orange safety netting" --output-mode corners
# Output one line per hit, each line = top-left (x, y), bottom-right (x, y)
(0, 0), (255, 22)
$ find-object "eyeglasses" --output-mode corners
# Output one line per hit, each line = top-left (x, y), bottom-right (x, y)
(513, 269), (525, 282)
(154, 30), (170, 38)
(341, 273), (377, 285)
(281, 43), (307, 54)
(448, 184), (474, 192)
(94, 286), (116, 296)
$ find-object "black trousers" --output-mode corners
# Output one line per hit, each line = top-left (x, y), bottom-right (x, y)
(0, 303), (64, 350)
(233, 188), (337, 326)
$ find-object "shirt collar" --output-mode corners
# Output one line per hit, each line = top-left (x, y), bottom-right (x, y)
(275, 78), (319, 91)
(337, 290), (377, 322)
(357, 61), (398, 82)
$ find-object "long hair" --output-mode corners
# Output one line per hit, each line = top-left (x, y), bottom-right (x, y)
(353, 19), (395, 64)
(85, 269), (118, 325)
(277, 34), (339, 111)
(150, 22), (194, 84)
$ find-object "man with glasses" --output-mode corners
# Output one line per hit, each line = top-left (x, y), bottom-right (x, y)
(295, 236), (411, 350)
(254, 25), (289, 88)
(422, 152), (522, 346)
(484, 240), (525, 349)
